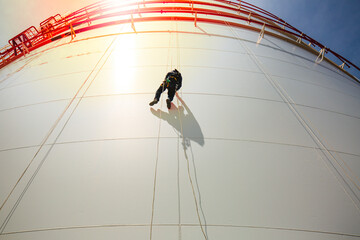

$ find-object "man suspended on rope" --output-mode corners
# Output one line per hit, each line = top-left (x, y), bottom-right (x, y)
(149, 69), (182, 109)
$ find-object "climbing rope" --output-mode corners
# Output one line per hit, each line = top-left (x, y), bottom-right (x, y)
(315, 47), (326, 64)
(176, 103), (208, 239)
(256, 23), (265, 44)
(149, 25), (173, 240)
(175, 20), (183, 240)
(175, 20), (208, 240)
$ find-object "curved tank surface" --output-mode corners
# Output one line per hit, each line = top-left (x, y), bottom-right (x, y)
(0, 0), (360, 239)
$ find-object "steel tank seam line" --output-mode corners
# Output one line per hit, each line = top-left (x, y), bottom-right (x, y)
(0, 137), (337, 154)
(1, 135), (360, 159)
(56, 86), (360, 121)
(270, 74), (360, 100)
(0, 61), (354, 105)
(1, 223), (360, 238)
(2, 86), (359, 121)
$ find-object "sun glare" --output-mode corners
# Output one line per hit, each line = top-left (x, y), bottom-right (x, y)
(111, 32), (137, 93)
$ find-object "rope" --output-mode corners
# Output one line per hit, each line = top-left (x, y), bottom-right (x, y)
(4, 135), (354, 157)
(176, 98), (207, 240)
(176, 22), (180, 73)
(256, 23), (265, 44)
(175, 20), (207, 240)
(149, 26), (173, 240)
(177, 134), (182, 240)
(315, 48), (326, 64)
(149, 84), (163, 240)
(175, 21), (182, 240)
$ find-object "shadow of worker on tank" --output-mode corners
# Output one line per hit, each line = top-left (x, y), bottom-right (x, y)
(150, 93), (204, 149)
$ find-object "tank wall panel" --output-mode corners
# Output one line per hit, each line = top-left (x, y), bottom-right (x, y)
(1, 9), (360, 240)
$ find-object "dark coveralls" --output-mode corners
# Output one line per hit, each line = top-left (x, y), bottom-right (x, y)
(155, 70), (182, 102)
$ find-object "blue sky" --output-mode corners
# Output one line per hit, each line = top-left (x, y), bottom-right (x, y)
(249, 0), (360, 79)
(1, 0), (359, 78)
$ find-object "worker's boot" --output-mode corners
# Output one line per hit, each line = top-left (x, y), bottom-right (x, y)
(166, 99), (171, 109)
(149, 98), (159, 106)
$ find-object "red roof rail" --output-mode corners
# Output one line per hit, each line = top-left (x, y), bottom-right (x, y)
(0, 0), (359, 79)
(8, 26), (40, 56)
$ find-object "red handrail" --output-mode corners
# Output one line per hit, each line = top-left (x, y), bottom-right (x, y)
(0, 0), (358, 77)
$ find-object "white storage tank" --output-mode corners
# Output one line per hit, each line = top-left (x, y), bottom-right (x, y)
(0, 0), (359, 239)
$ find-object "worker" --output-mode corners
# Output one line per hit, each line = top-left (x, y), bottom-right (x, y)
(149, 69), (182, 109)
